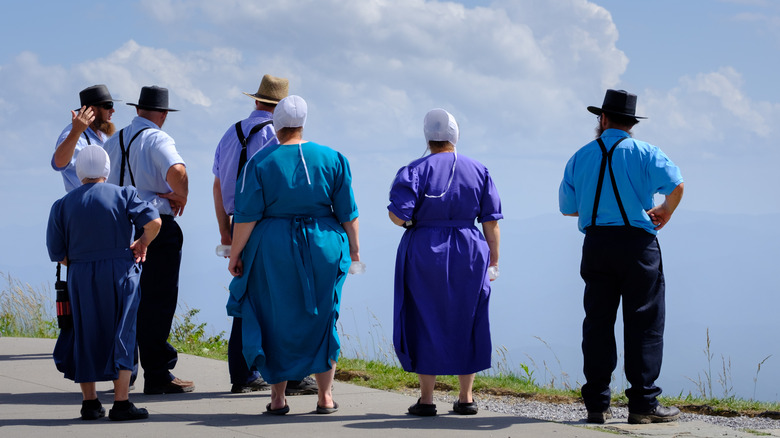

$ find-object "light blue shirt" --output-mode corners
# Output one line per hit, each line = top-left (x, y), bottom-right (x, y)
(52, 125), (107, 192)
(212, 110), (277, 215)
(559, 129), (683, 235)
(104, 116), (185, 215)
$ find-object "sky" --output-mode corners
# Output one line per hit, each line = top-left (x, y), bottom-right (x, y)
(1, 0), (779, 401)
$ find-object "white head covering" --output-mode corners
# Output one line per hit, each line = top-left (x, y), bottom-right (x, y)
(273, 95), (307, 132)
(423, 108), (459, 146)
(76, 145), (110, 182)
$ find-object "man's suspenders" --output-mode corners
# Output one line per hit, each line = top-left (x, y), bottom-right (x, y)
(118, 128), (151, 186)
(235, 120), (273, 180)
(592, 137), (629, 227)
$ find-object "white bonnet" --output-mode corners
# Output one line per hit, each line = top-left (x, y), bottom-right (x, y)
(75, 145), (110, 181)
(423, 108), (459, 146)
(273, 95), (307, 132)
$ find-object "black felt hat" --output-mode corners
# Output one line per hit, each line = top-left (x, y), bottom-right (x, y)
(77, 84), (119, 109)
(127, 86), (178, 112)
(587, 89), (646, 119)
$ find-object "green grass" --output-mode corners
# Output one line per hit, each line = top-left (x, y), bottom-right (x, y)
(3, 272), (780, 420)
(0, 273), (58, 338)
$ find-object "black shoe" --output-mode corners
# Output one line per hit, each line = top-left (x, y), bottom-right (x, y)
(231, 376), (271, 393)
(265, 402), (290, 415)
(316, 401), (339, 414)
(80, 399), (105, 420)
(408, 398), (437, 416)
(586, 408), (612, 424)
(628, 405), (680, 424)
(452, 400), (478, 415)
(109, 401), (149, 421)
(285, 376), (318, 395)
(144, 377), (195, 395)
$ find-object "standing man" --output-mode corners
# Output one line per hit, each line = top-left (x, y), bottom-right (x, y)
(105, 86), (194, 395)
(52, 84), (118, 192)
(559, 89), (684, 425)
(212, 74), (316, 396)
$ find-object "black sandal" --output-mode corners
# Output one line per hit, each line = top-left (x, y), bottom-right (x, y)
(452, 400), (478, 415)
(265, 402), (290, 415)
(408, 398), (437, 416)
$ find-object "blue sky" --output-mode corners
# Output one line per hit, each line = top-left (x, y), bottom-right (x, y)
(1, 0), (778, 401)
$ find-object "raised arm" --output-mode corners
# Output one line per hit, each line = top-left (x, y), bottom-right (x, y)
(53, 107), (95, 168)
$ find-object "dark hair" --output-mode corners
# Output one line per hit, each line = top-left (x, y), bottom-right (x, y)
(277, 126), (303, 136)
(603, 112), (640, 128)
(428, 140), (452, 149)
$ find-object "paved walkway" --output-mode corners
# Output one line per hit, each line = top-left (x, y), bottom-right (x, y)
(1, 337), (776, 437)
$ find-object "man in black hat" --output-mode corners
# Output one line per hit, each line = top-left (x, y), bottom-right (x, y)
(104, 86), (195, 395)
(559, 89), (684, 425)
(52, 84), (118, 192)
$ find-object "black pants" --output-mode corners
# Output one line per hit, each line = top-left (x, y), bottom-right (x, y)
(228, 317), (261, 384)
(580, 226), (665, 413)
(137, 215), (183, 387)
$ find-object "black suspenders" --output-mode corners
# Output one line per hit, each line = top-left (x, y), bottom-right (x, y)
(592, 137), (629, 227)
(118, 127), (151, 186)
(235, 120), (273, 180)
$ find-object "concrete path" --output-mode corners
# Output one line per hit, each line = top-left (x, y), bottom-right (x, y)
(1, 337), (776, 437)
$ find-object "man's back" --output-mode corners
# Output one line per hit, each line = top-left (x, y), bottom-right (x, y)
(105, 116), (185, 216)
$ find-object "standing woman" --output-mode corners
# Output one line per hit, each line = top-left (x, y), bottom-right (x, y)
(228, 95), (360, 415)
(47, 145), (161, 421)
(388, 108), (502, 416)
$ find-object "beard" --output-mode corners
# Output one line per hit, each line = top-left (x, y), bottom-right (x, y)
(594, 122), (632, 139)
(595, 122), (605, 138)
(94, 119), (116, 138)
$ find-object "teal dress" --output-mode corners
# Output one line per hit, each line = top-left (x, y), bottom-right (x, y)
(228, 141), (358, 384)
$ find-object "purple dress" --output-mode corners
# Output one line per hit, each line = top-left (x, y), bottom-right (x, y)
(388, 152), (502, 375)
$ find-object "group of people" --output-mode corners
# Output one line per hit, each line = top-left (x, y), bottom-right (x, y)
(47, 77), (684, 426)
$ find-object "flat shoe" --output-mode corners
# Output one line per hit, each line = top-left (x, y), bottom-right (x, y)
(408, 398), (437, 416)
(452, 400), (478, 415)
(316, 401), (339, 414)
(285, 376), (318, 396)
(231, 376), (271, 393)
(144, 377), (195, 395)
(80, 401), (105, 420)
(265, 402), (290, 415)
(109, 402), (149, 421)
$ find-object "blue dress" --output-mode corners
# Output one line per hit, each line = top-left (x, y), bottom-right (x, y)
(47, 183), (159, 383)
(388, 152), (502, 375)
(228, 141), (358, 384)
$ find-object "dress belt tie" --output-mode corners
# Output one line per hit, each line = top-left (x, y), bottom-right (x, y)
(414, 219), (474, 228)
(291, 216), (318, 315)
(68, 247), (132, 263)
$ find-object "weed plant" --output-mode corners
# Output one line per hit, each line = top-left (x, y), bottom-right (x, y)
(0, 272), (58, 338)
(3, 273), (779, 417)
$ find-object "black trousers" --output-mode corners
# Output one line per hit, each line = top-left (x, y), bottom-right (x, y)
(137, 215), (183, 387)
(579, 226), (665, 413)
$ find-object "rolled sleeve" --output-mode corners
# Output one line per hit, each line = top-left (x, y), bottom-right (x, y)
(388, 166), (418, 222)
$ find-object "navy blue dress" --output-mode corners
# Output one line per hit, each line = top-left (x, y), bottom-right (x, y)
(47, 183), (159, 383)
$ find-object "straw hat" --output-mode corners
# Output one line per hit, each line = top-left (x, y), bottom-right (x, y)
(243, 74), (289, 105)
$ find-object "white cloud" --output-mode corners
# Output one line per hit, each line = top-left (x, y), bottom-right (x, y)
(640, 66), (778, 161)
